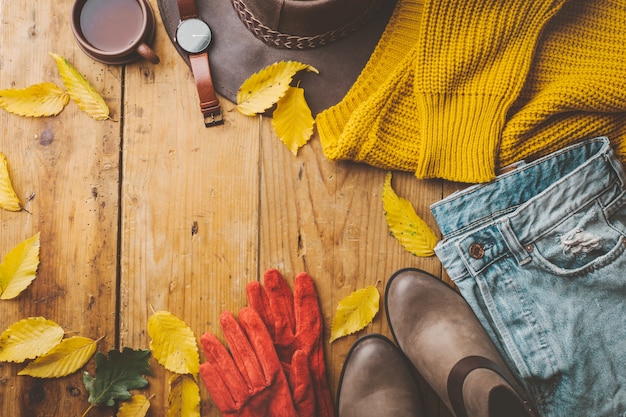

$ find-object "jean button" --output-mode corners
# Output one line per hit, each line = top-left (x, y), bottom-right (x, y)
(469, 243), (484, 259)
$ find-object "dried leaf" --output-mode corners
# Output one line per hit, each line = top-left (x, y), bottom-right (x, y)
(83, 348), (152, 407)
(236, 61), (318, 116)
(18, 336), (98, 378)
(167, 374), (201, 417)
(117, 394), (151, 417)
(383, 172), (438, 257)
(49, 52), (110, 120)
(0, 317), (64, 363)
(0, 82), (69, 117)
(272, 86), (314, 155)
(148, 311), (199, 375)
(0, 153), (21, 211)
(0, 232), (41, 300)
(329, 286), (379, 343)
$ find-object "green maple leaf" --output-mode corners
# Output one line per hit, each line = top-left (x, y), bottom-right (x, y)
(83, 347), (152, 407)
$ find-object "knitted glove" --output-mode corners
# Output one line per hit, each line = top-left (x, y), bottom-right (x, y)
(246, 269), (335, 417)
(200, 307), (306, 417)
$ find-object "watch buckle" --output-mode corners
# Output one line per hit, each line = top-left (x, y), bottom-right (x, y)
(204, 111), (224, 127)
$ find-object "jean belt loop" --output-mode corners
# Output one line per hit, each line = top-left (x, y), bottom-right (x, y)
(497, 218), (531, 266)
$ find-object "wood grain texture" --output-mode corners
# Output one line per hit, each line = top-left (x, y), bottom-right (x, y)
(1, 0), (452, 415)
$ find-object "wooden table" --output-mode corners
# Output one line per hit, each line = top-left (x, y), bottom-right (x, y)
(0, 1), (453, 415)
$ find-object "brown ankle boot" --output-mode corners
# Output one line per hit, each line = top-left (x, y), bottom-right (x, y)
(385, 268), (537, 417)
(337, 334), (424, 417)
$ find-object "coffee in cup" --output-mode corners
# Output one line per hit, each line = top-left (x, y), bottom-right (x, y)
(71, 0), (159, 65)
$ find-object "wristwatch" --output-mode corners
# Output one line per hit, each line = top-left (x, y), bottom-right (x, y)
(175, 0), (223, 127)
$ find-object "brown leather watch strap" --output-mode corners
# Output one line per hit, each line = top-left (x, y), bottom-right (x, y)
(177, 0), (198, 20)
(189, 52), (224, 127)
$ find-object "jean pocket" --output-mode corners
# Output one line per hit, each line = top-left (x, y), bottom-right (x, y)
(529, 199), (626, 276)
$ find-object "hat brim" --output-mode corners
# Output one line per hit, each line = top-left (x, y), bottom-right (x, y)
(157, 0), (396, 115)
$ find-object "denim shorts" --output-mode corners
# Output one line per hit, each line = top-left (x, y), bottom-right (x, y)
(431, 137), (626, 417)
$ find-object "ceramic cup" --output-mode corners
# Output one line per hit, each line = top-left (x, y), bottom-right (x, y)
(71, 0), (159, 65)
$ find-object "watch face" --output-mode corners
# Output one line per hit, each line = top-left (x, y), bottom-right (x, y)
(176, 18), (212, 53)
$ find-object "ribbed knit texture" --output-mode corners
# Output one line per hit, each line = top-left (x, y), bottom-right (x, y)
(316, 0), (424, 169)
(316, 0), (626, 183)
(500, 0), (626, 166)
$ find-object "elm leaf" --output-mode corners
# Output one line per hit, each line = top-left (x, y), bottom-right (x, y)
(0, 232), (41, 300)
(167, 374), (200, 417)
(116, 394), (151, 417)
(0, 82), (69, 117)
(272, 86), (314, 155)
(236, 61), (318, 116)
(0, 153), (22, 212)
(329, 286), (380, 343)
(0, 317), (63, 363)
(50, 52), (110, 120)
(148, 311), (199, 375)
(383, 172), (438, 257)
(18, 336), (99, 378)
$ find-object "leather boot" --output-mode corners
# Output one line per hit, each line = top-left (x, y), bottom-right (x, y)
(337, 334), (424, 417)
(385, 268), (537, 417)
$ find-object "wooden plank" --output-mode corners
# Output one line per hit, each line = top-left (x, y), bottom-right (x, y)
(0, 1), (119, 416)
(118, 3), (262, 413)
(258, 123), (450, 415)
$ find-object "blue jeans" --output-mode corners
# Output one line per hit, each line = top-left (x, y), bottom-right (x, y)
(432, 137), (626, 417)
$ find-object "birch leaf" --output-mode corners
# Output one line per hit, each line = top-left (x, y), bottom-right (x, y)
(329, 286), (379, 343)
(0, 317), (64, 363)
(148, 311), (199, 375)
(117, 394), (151, 417)
(0, 82), (69, 117)
(272, 86), (314, 155)
(0, 232), (41, 300)
(0, 153), (21, 212)
(49, 52), (110, 120)
(167, 374), (201, 417)
(18, 336), (98, 378)
(236, 61), (318, 116)
(383, 172), (438, 257)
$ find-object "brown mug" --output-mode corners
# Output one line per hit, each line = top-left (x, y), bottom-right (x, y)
(71, 0), (159, 65)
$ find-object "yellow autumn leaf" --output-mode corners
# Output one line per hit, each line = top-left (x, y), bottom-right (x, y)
(272, 86), (314, 155)
(168, 374), (200, 417)
(117, 394), (151, 417)
(383, 172), (438, 257)
(49, 53), (110, 120)
(236, 61), (318, 116)
(18, 336), (98, 378)
(329, 286), (380, 343)
(0, 82), (69, 117)
(148, 311), (199, 375)
(0, 153), (21, 212)
(0, 232), (41, 300)
(0, 317), (64, 363)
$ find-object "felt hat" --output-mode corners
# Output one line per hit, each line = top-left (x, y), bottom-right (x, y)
(157, 0), (397, 115)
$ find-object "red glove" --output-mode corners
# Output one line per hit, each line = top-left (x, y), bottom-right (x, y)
(200, 307), (306, 417)
(246, 269), (335, 417)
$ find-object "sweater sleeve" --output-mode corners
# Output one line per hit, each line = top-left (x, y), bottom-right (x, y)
(413, 0), (567, 182)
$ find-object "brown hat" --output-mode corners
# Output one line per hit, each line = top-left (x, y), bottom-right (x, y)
(157, 0), (396, 115)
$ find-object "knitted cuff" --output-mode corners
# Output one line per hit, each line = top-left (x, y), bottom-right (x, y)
(316, 0), (424, 161)
(415, 93), (509, 182)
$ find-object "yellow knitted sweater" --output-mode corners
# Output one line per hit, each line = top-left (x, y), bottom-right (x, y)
(316, 0), (626, 183)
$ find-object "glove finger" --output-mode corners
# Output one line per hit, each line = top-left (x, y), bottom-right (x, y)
(220, 310), (266, 390)
(293, 272), (323, 345)
(289, 350), (316, 417)
(295, 274), (336, 417)
(264, 268), (296, 343)
(237, 307), (284, 385)
(199, 332), (247, 412)
(246, 280), (275, 339)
